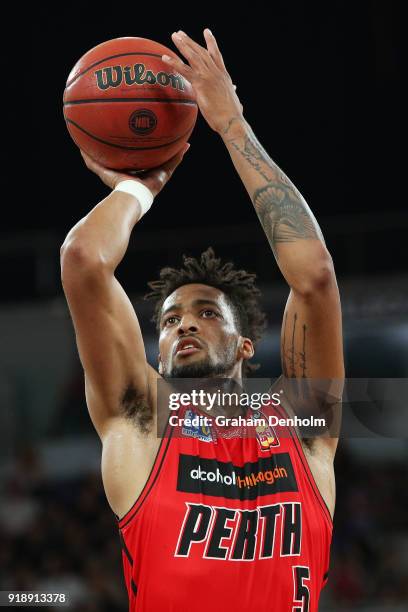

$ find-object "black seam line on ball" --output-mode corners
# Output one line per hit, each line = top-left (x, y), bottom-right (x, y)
(65, 118), (194, 151)
(66, 52), (165, 87)
(64, 98), (197, 106)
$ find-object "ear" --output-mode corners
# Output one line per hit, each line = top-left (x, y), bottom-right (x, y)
(238, 337), (254, 361)
(158, 354), (163, 375)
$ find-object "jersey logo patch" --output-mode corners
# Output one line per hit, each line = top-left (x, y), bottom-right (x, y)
(253, 411), (280, 451)
(177, 453), (298, 500)
(181, 409), (213, 442)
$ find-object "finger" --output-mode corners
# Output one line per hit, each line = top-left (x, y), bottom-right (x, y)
(142, 144), (190, 193)
(162, 143), (190, 174)
(80, 149), (126, 188)
(80, 149), (92, 165)
(161, 53), (193, 81)
(171, 32), (202, 68)
(177, 31), (209, 59)
(80, 150), (112, 179)
(171, 31), (211, 71)
(80, 150), (101, 172)
(203, 28), (226, 71)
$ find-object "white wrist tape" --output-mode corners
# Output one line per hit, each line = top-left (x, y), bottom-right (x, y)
(114, 180), (154, 217)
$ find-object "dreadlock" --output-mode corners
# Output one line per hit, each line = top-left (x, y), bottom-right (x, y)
(145, 247), (267, 376)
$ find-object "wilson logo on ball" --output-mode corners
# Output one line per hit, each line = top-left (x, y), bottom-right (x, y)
(64, 37), (197, 170)
(129, 109), (158, 135)
(95, 64), (185, 91)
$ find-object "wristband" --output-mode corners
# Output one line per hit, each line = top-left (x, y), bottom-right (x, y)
(114, 180), (154, 217)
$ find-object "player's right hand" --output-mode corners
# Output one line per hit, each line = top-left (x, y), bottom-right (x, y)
(163, 30), (243, 135)
(80, 143), (190, 197)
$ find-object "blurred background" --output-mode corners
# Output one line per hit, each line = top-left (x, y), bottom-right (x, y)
(1, 1), (406, 610)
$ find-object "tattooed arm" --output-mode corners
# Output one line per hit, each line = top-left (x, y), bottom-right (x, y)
(164, 30), (338, 296)
(222, 120), (343, 438)
(221, 118), (329, 290)
(164, 30), (344, 450)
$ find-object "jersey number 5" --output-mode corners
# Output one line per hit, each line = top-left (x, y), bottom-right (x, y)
(292, 565), (310, 612)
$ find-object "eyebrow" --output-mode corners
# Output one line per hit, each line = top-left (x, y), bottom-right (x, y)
(160, 299), (221, 320)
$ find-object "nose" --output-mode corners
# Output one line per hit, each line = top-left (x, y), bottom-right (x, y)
(177, 314), (199, 335)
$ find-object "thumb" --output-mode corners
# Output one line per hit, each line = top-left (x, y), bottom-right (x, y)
(142, 143), (190, 195)
(163, 143), (190, 174)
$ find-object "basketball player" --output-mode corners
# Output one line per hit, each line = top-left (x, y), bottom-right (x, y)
(61, 29), (343, 611)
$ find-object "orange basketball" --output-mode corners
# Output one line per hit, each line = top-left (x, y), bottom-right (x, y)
(63, 37), (197, 170)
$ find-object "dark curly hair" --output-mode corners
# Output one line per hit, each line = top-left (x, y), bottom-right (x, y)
(145, 247), (267, 376)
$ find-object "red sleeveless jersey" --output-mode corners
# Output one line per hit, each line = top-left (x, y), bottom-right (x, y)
(117, 401), (332, 611)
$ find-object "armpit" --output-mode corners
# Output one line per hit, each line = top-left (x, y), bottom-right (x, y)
(121, 385), (153, 434)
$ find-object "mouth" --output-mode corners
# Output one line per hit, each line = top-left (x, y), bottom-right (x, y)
(175, 337), (203, 357)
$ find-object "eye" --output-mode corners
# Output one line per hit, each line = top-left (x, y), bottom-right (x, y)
(164, 315), (179, 327)
(201, 309), (218, 318)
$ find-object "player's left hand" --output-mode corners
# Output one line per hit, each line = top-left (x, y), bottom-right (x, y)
(80, 144), (189, 196)
(162, 29), (244, 135)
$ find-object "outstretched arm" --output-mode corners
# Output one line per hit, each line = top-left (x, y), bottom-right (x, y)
(163, 31), (344, 448)
(61, 147), (188, 438)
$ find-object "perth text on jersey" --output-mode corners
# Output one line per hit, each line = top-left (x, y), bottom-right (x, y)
(175, 501), (302, 560)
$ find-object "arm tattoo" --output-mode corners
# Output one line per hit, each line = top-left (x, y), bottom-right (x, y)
(290, 312), (297, 378)
(227, 130), (324, 258)
(282, 311), (308, 379)
(229, 139), (272, 182)
(222, 116), (245, 136)
(281, 312), (289, 377)
(282, 312), (310, 402)
(300, 324), (307, 378)
(253, 184), (320, 257)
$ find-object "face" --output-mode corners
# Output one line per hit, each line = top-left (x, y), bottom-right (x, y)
(158, 284), (254, 378)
